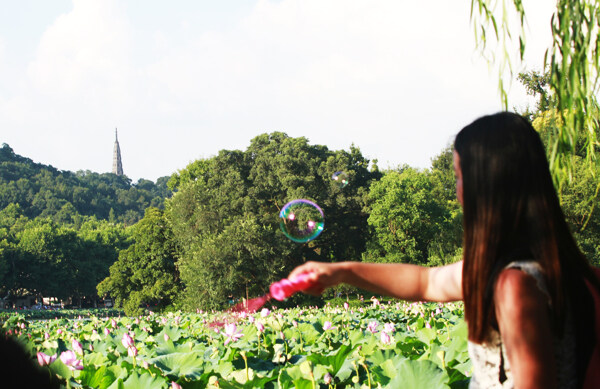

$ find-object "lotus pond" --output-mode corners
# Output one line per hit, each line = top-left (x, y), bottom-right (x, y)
(2, 301), (471, 388)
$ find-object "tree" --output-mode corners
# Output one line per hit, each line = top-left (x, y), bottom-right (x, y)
(518, 70), (600, 266)
(428, 147), (463, 265)
(168, 132), (378, 309)
(16, 219), (79, 300)
(364, 167), (450, 265)
(472, 0), (600, 185)
(76, 218), (130, 305)
(178, 215), (288, 310)
(517, 70), (552, 122)
(97, 208), (180, 315)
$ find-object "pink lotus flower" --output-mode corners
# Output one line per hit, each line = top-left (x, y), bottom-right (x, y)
(111, 319), (117, 328)
(324, 372), (333, 385)
(425, 322), (432, 329)
(72, 339), (83, 355)
(57, 329), (63, 335)
(37, 352), (57, 366)
(44, 332), (50, 340)
(260, 308), (270, 317)
(172, 382), (182, 389)
(384, 323), (395, 333)
(127, 346), (138, 357)
(292, 320), (298, 328)
(380, 331), (392, 345)
(222, 323), (243, 345)
(60, 350), (83, 370)
(104, 328), (110, 336)
(164, 334), (170, 341)
(323, 321), (332, 331)
(122, 332), (134, 349)
(367, 321), (378, 334)
(255, 321), (265, 333)
(343, 302), (349, 310)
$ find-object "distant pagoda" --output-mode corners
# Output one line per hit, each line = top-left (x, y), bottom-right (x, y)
(112, 128), (123, 176)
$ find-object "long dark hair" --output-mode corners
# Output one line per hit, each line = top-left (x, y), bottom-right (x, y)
(454, 112), (597, 343)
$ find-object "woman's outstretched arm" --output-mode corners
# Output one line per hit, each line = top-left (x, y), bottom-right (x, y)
(288, 260), (463, 302)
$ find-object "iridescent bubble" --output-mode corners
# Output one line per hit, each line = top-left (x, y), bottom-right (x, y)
(279, 199), (324, 243)
(331, 171), (349, 188)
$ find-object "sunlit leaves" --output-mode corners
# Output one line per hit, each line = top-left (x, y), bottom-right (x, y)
(472, 0), (600, 188)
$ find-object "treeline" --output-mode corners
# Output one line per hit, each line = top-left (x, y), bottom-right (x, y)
(2, 73), (600, 314)
(2, 126), (599, 315)
(98, 100), (600, 314)
(0, 205), (130, 305)
(97, 133), (462, 315)
(0, 144), (171, 225)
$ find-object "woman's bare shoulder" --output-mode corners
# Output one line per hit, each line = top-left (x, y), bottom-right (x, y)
(494, 268), (548, 315)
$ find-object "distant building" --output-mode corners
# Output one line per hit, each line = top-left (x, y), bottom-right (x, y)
(112, 128), (123, 175)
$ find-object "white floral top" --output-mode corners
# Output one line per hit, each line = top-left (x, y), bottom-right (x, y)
(467, 261), (577, 389)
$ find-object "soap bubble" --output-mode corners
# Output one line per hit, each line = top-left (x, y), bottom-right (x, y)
(331, 171), (349, 188)
(279, 199), (324, 243)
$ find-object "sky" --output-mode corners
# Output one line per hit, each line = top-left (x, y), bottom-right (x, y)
(0, 1), (555, 183)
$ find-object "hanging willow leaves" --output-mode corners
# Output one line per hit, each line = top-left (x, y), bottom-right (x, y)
(471, 0), (600, 190)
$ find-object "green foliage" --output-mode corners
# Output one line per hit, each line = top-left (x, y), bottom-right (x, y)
(169, 132), (379, 310)
(471, 0), (600, 187)
(561, 159), (600, 266)
(97, 208), (181, 316)
(178, 216), (289, 310)
(364, 164), (460, 266)
(518, 70), (552, 115)
(0, 308), (123, 322)
(0, 205), (129, 302)
(0, 143), (171, 225)
(5, 302), (469, 388)
(522, 75), (600, 266)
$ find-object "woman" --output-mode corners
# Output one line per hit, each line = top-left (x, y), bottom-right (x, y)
(289, 112), (599, 388)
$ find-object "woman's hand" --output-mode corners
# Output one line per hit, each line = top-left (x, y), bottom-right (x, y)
(288, 261), (347, 296)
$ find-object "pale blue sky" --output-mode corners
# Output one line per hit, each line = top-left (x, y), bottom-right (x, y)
(0, 1), (554, 182)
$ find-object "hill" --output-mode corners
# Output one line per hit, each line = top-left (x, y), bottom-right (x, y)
(0, 143), (171, 225)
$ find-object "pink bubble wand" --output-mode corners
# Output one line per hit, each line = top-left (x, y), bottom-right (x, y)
(209, 273), (314, 327)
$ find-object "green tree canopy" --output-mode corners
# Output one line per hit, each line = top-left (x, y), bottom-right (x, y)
(364, 166), (455, 265)
(168, 132), (379, 309)
(97, 208), (180, 315)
